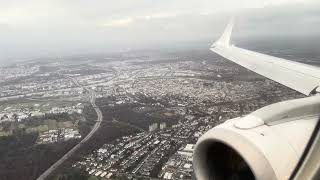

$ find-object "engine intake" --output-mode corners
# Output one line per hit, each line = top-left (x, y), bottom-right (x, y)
(193, 97), (319, 180)
(205, 141), (254, 179)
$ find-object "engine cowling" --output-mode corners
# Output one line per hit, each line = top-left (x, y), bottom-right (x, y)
(193, 96), (320, 180)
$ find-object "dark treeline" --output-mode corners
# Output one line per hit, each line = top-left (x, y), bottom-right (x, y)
(0, 129), (79, 180)
(0, 105), (97, 180)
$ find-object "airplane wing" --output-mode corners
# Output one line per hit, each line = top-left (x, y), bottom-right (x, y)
(210, 19), (320, 96)
(193, 19), (320, 180)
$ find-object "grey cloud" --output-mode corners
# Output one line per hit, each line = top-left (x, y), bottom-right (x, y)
(0, 0), (319, 63)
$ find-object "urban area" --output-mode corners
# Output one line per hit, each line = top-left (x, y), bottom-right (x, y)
(0, 49), (306, 180)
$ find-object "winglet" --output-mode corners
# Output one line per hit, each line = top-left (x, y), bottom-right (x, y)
(212, 17), (234, 48)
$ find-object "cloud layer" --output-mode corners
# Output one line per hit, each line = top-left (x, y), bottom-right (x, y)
(0, 0), (319, 62)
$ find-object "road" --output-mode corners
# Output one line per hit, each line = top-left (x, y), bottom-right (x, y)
(36, 77), (103, 180)
(132, 144), (160, 174)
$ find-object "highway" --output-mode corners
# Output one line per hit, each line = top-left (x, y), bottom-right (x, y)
(36, 77), (103, 180)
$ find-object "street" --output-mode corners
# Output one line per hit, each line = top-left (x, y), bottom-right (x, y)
(36, 77), (103, 180)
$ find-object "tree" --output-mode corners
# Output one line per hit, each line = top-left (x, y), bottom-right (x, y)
(53, 168), (89, 180)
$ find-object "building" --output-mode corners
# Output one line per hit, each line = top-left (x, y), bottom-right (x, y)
(149, 123), (158, 132)
(160, 122), (167, 129)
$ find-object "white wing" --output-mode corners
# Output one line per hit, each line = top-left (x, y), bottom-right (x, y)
(211, 20), (320, 96)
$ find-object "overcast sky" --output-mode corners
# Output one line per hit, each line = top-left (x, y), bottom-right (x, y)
(0, 0), (319, 62)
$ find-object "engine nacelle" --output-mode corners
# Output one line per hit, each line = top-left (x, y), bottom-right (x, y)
(193, 96), (320, 180)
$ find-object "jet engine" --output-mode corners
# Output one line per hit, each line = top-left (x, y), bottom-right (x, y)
(193, 96), (320, 180)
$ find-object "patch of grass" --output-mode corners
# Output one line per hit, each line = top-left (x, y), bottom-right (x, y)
(26, 125), (48, 133)
(45, 120), (58, 130)
(18, 124), (26, 129)
(0, 131), (11, 136)
(63, 121), (74, 128)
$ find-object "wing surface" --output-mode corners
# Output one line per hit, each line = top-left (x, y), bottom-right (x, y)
(211, 20), (320, 95)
